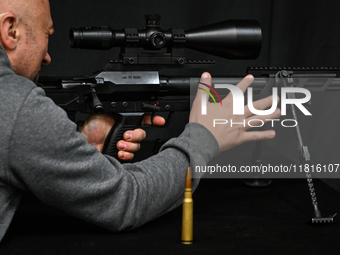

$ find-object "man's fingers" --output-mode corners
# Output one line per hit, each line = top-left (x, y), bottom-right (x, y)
(236, 75), (254, 93)
(117, 151), (134, 161)
(116, 128), (146, 161)
(241, 130), (276, 143)
(142, 115), (166, 126)
(197, 72), (212, 93)
(244, 96), (280, 117)
(244, 108), (281, 130)
(123, 128), (146, 143)
(117, 140), (141, 153)
(193, 72), (212, 109)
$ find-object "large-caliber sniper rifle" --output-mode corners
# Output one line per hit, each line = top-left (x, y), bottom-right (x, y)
(39, 15), (262, 159)
(40, 15), (340, 224)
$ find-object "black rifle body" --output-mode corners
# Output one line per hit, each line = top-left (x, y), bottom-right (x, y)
(40, 67), (340, 159)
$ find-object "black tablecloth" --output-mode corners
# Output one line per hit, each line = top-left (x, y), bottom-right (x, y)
(1, 178), (340, 255)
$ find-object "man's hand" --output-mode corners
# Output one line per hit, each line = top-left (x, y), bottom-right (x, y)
(81, 114), (165, 160)
(190, 72), (281, 152)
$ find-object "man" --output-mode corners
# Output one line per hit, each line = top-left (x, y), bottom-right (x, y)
(0, 0), (280, 242)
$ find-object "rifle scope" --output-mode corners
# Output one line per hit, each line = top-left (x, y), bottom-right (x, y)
(70, 15), (261, 59)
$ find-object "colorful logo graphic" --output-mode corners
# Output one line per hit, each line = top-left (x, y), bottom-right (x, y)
(198, 82), (222, 106)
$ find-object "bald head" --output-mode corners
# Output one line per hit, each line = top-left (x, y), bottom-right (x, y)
(0, 0), (53, 81)
(0, 0), (50, 30)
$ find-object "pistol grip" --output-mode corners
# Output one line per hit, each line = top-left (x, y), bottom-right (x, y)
(102, 113), (144, 158)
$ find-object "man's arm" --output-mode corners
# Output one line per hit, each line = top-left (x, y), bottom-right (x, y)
(7, 82), (218, 231)
(7, 72), (279, 232)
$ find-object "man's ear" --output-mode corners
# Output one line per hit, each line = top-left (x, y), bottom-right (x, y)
(0, 13), (19, 50)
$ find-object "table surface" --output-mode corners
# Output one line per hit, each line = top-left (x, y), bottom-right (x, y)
(1, 178), (340, 255)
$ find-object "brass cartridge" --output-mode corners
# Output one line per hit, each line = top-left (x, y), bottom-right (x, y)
(181, 168), (193, 244)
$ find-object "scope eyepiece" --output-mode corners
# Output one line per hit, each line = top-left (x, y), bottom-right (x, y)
(70, 26), (116, 50)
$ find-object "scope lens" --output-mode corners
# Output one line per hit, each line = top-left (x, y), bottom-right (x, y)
(186, 20), (262, 59)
